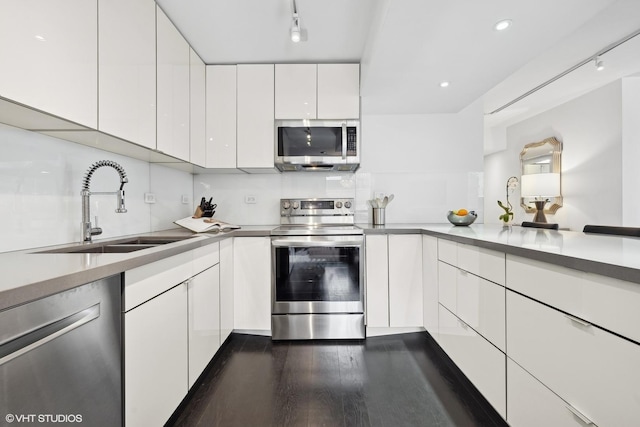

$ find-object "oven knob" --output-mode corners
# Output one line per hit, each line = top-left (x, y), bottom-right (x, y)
(336, 201), (343, 208)
(344, 201), (352, 209)
(292, 202), (299, 209)
(282, 201), (291, 209)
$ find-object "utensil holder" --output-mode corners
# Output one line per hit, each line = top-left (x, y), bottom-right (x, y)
(373, 208), (385, 225)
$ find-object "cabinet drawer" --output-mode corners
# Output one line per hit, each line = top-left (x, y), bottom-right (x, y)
(507, 290), (640, 426)
(193, 242), (219, 274)
(125, 244), (219, 311)
(438, 239), (457, 265)
(438, 305), (506, 418)
(507, 254), (640, 343)
(437, 261), (457, 312)
(457, 245), (505, 286)
(457, 270), (505, 352)
(507, 358), (587, 427)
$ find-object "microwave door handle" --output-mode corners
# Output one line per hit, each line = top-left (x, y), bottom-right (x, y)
(342, 123), (347, 160)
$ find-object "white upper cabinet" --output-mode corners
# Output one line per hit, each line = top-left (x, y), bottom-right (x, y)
(189, 48), (206, 167)
(205, 65), (237, 169)
(98, 0), (156, 149)
(317, 64), (360, 119)
(237, 64), (276, 172)
(275, 64), (317, 119)
(275, 63), (360, 120)
(0, 0), (97, 128)
(156, 6), (190, 161)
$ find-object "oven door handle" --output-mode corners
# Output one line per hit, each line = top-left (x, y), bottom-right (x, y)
(271, 238), (363, 248)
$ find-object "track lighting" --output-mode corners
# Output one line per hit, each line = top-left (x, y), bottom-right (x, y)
(291, 13), (301, 43)
(290, 0), (304, 43)
(595, 56), (604, 71)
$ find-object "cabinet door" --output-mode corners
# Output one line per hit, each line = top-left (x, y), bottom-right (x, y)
(275, 64), (317, 119)
(188, 265), (220, 388)
(389, 235), (423, 327)
(438, 305), (506, 418)
(190, 48), (206, 167)
(422, 235), (439, 334)
(365, 235), (389, 327)
(220, 238), (234, 342)
(125, 283), (188, 426)
(507, 290), (640, 426)
(233, 237), (271, 332)
(237, 64), (276, 171)
(98, 0), (156, 148)
(317, 64), (360, 119)
(507, 358), (586, 427)
(0, 0), (97, 127)
(156, 6), (190, 161)
(205, 65), (237, 169)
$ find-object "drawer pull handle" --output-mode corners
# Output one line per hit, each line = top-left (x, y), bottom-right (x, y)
(566, 404), (596, 426)
(564, 314), (592, 327)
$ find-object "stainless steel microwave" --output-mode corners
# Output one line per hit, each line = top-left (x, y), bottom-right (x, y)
(274, 120), (360, 172)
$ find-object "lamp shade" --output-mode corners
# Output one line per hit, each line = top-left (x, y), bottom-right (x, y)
(520, 173), (560, 198)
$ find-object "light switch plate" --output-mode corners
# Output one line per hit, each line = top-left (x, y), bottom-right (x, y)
(181, 195), (189, 204)
(144, 193), (156, 204)
(245, 195), (257, 204)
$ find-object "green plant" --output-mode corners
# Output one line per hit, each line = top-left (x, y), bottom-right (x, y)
(498, 176), (518, 223)
(497, 200), (513, 223)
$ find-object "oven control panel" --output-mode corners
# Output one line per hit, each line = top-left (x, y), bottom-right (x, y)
(280, 198), (355, 217)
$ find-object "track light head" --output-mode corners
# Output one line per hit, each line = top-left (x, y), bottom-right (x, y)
(291, 14), (301, 43)
(595, 56), (604, 71)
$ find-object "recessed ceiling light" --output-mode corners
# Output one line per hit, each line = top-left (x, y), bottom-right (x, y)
(494, 19), (512, 31)
(439, 81), (450, 88)
(34, 35), (46, 42)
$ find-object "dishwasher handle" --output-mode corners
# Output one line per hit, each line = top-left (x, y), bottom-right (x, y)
(0, 304), (100, 366)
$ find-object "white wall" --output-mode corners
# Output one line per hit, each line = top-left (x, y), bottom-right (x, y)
(484, 80), (622, 231)
(622, 76), (640, 226)
(195, 99), (484, 225)
(0, 123), (193, 253)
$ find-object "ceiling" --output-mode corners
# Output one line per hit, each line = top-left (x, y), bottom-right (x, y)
(156, 0), (640, 116)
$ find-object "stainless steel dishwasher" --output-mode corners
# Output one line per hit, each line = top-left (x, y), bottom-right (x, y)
(0, 275), (122, 426)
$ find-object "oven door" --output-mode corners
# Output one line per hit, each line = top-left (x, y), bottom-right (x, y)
(271, 235), (364, 315)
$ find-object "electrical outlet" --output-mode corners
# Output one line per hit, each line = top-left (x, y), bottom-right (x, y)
(245, 195), (257, 204)
(144, 193), (156, 204)
(181, 195), (189, 204)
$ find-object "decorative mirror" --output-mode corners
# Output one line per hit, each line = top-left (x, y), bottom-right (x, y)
(520, 137), (562, 214)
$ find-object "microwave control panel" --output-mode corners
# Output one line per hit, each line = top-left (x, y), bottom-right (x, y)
(346, 127), (357, 155)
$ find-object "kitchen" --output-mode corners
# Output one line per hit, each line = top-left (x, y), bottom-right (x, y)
(2, 0), (640, 426)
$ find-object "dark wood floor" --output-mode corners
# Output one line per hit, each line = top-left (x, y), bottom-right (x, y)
(168, 332), (507, 427)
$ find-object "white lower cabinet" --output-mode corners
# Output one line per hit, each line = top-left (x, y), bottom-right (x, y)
(422, 235), (439, 335)
(507, 358), (587, 427)
(389, 235), (423, 327)
(124, 243), (222, 426)
(233, 237), (271, 332)
(220, 238), (234, 343)
(365, 234), (423, 329)
(438, 304), (506, 418)
(507, 290), (640, 426)
(187, 265), (220, 388)
(125, 283), (188, 427)
(365, 234), (389, 327)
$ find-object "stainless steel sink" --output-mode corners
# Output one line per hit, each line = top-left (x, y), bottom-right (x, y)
(35, 236), (196, 254)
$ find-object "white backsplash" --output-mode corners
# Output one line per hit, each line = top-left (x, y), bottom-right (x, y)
(194, 173), (358, 225)
(0, 123), (192, 253)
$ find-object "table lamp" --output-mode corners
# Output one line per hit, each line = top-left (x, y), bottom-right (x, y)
(520, 173), (560, 223)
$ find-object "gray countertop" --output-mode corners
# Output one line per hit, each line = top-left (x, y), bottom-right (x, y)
(3, 222), (640, 312)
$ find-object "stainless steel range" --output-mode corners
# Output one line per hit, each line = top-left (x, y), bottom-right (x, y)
(271, 198), (365, 340)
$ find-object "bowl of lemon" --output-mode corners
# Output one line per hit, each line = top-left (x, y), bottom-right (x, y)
(447, 209), (477, 226)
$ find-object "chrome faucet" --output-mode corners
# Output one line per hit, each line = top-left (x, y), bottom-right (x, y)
(81, 160), (128, 242)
